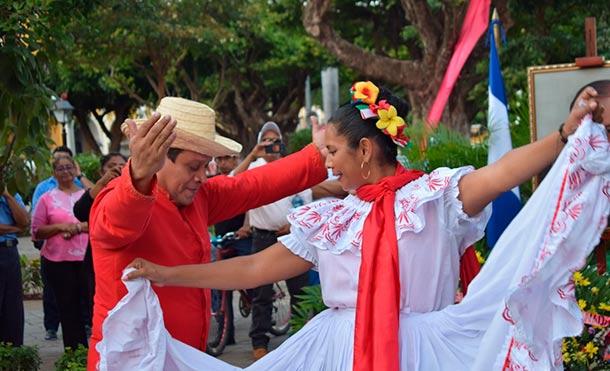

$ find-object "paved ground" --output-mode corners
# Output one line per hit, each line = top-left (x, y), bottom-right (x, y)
(18, 237), (287, 370)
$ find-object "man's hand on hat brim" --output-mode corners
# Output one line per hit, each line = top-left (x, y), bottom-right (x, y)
(127, 113), (177, 195)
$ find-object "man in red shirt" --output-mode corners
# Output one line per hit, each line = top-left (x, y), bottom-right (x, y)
(87, 97), (327, 369)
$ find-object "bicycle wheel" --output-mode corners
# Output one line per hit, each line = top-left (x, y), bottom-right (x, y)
(238, 291), (251, 318)
(269, 282), (291, 336)
(207, 290), (231, 356)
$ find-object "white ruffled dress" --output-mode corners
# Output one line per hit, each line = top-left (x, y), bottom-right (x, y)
(98, 118), (610, 370)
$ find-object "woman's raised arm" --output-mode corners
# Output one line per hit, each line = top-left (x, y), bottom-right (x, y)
(459, 87), (604, 217)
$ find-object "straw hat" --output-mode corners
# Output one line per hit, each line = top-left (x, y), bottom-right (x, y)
(123, 97), (242, 157)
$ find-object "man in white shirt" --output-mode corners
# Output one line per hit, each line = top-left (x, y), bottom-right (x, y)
(233, 122), (312, 360)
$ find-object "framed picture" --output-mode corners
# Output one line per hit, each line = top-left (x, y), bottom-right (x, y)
(527, 62), (610, 142)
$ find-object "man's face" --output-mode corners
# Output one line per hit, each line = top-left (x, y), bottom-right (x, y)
(260, 130), (281, 162)
(157, 150), (212, 207)
(215, 155), (239, 175)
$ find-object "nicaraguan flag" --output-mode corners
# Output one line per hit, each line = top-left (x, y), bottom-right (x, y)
(486, 19), (521, 248)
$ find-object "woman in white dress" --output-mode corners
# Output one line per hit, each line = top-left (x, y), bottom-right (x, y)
(125, 82), (610, 371)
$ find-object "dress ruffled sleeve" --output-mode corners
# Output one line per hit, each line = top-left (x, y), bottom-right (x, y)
(278, 230), (319, 269)
(278, 197), (371, 263)
(440, 166), (492, 253)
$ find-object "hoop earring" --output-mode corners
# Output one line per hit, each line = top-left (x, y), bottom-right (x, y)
(360, 160), (371, 180)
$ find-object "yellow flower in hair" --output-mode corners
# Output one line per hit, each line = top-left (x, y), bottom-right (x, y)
(351, 81), (379, 105)
(599, 302), (610, 311)
(376, 105), (405, 136)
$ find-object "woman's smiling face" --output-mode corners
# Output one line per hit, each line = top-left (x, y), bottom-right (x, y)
(324, 125), (366, 192)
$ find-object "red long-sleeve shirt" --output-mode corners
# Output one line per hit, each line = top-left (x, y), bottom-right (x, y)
(87, 144), (326, 369)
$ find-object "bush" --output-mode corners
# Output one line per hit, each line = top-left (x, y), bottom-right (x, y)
(290, 285), (327, 333)
(20, 255), (42, 299)
(74, 153), (100, 183)
(54, 345), (87, 371)
(401, 121), (487, 173)
(0, 343), (41, 371)
(286, 128), (312, 154)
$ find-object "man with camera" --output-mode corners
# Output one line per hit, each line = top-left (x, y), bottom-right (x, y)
(233, 121), (312, 360)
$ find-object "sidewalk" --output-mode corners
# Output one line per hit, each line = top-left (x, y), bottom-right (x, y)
(19, 237), (287, 370)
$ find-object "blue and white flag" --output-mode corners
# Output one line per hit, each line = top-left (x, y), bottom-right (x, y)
(486, 19), (521, 248)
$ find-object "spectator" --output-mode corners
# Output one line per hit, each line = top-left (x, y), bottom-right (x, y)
(31, 156), (89, 350)
(233, 121), (312, 360)
(73, 152), (127, 334)
(211, 154), (253, 346)
(0, 187), (29, 346)
(31, 146), (92, 341)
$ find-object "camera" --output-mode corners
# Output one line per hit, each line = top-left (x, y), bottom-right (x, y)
(264, 139), (285, 154)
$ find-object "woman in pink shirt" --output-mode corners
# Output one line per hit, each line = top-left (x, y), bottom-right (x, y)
(31, 156), (89, 350)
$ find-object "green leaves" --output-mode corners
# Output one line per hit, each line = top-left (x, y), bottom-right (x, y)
(0, 1), (57, 196)
(290, 284), (327, 333)
(0, 342), (41, 371)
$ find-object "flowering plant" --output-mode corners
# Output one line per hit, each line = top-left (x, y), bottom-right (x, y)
(562, 264), (610, 370)
(350, 82), (410, 147)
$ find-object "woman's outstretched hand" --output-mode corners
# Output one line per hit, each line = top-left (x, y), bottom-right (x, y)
(562, 87), (599, 136)
(126, 258), (170, 286)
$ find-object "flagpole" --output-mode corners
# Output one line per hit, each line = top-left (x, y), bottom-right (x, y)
(492, 8), (501, 51)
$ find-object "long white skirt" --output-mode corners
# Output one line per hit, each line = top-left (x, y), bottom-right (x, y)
(97, 118), (610, 370)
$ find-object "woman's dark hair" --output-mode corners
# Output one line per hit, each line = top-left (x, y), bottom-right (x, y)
(569, 80), (610, 109)
(327, 86), (409, 165)
(100, 152), (127, 169)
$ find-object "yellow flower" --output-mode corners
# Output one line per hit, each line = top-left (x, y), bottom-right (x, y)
(351, 81), (379, 105)
(573, 271), (591, 286)
(591, 287), (599, 294)
(599, 302), (610, 311)
(476, 250), (486, 264)
(578, 299), (587, 310)
(583, 342), (598, 358)
(575, 351), (587, 363)
(376, 105), (405, 136)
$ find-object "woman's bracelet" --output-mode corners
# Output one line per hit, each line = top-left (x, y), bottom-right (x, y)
(558, 122), (569, 144)
(76, 223), (82, 233)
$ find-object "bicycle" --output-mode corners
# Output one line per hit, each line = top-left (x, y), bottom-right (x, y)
(207, 232), (292, 357)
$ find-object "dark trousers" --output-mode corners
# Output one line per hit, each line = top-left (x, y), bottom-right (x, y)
(249, 230), (308, 348)
(40, 255), (60, 332)
(0, 244), (24, 346)
(225, 238), (252, 341)
(83, 246), (95, 327)
(42, 257), (88, 349)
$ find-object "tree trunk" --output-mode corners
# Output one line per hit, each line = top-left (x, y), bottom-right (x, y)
(109, 102), (130, 152)
(303, 0), (512, 134)
(74, 110), (102, 155)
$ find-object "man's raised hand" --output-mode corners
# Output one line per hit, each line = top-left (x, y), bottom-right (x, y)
(123, 113), (177, 194)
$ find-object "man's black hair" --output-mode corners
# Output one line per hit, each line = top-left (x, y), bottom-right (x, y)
(167, 148), (184, 163)
(52, 146), (73, 157)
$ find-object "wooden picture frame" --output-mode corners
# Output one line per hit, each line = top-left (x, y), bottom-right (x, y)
(528, 62), (610, 187)
(528, 62), (610, 142)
